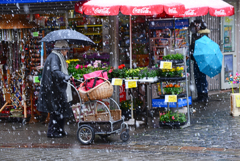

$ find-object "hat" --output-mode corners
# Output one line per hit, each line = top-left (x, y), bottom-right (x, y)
(54, 40), (70, 50)
(200, 22), (207, 30)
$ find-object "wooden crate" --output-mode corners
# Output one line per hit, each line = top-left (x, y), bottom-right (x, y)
(84, 112), (109, 121)
(230, 93), (240, 116)
(110, 109), (122, 121)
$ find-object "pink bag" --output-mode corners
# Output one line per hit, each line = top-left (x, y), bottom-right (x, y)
(83, 70), (108, 91)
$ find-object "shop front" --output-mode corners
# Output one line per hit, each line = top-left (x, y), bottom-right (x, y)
(220, 1), (239, 90)
(0, 0), (80, 122)
(0, 0), (236, 128)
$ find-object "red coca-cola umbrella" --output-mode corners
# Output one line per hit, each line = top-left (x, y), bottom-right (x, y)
(178, 0), (234, 17)
(76, 0), (185, 16)
(75, 0), (234, 68)
(75, 0), (186, 69)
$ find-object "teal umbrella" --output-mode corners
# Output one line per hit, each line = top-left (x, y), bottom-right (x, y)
(193, 35), (223, 78)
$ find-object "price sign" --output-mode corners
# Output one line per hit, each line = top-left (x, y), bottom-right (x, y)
(236, 95), (240, 107)
(33, 32), (39, 37)
(165, 95), (177, 102)
(112, 78), (123, 86)
(160, 61), (172, 69)
(126, 81), (137, 89)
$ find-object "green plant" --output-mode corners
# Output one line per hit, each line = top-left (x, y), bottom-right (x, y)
(111, 69), (120, 78)
(174, 53), (184, 60)
(119, 68), (127, 78)
(159, 111), (186, 123)
(120, 100), (132, 111)
(148, 69), (158, 77)
(162, 53), (184, 60)
(164, 84), (181, 95)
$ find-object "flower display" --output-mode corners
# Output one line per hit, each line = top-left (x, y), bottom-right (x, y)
(163, 84), (181, 95)
(160, 67), (184, 77)
(226, 72), (240, 93)
(159, 111), (186, 123)
(67, 59), (112, 80)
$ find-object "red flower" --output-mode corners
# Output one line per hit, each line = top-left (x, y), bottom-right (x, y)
(108, 69), (113, 73)
(80, 65), (83, 69)
(84, 65), (88, 68)
(118, 64), (125, 69)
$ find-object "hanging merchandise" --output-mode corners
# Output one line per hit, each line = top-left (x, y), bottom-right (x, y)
(149, 19), (189, 66)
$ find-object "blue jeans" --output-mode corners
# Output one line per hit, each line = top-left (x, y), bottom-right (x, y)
(194, 61), (208, 94)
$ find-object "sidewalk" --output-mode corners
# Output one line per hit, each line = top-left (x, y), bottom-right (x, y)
(0, 91), (238, 151)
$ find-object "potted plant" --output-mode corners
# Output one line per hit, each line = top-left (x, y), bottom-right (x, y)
(159, 111), (186, 127)
(175, 66), (184, 77)
(125, 70), (132, 80)
(120, 100), (132, 118)
(119, 68), (127, 78)
(163, 84), (181, 95)
(162, 53), (184, 63)
(133, 69), (140, 80)
(111, 69), (120, 78)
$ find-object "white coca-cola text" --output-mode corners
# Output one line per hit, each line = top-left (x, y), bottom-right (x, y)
(94, 8), (110, 14)
(132, 7), (151, 14)
(214, 10), (226, 16)
(185, 10), (196, 16)
(168, 8), (177, 14)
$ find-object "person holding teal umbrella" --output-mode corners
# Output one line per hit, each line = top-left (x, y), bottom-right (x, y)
(190, 18), (210, 103)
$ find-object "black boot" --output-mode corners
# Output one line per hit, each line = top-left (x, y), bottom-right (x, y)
(193, 93), (203, 102)
(202, 93), (209, 103)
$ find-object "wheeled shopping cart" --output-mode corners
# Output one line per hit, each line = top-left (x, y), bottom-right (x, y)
(68, 78), (129, 145)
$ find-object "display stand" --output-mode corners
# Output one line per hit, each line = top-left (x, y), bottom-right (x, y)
(157, 48), (190, 128)
(27, 30), (44, 123)
(112, 78), (158, 127)
(0, 66), (28, 123)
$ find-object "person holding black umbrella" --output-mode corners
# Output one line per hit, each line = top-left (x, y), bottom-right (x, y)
(190, 19), (211, 103)
(37, 40), (73, 138)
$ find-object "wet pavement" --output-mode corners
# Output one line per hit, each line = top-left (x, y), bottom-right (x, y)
(1, 91), (240, 160)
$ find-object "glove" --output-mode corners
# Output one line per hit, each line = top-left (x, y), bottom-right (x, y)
(65, 75), (72, 81)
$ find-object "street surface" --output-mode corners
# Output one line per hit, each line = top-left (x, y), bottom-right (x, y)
(1, 91), (240, 160)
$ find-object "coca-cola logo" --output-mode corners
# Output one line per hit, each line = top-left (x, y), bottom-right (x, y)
(214, 10), (226, 16)
(185, 10), (196, 16)
(168, 8), (177, 14)
(94, 8), (110, 14)
(132, 7), (151, 14)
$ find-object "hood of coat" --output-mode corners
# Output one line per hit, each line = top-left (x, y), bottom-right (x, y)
(198, 29), (211, 34)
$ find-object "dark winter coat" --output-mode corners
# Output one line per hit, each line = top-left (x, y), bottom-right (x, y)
(190, 29), (211, 61)
(37, 52), (72, 117)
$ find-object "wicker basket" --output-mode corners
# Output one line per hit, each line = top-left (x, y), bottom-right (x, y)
(78, 77), (113, 102)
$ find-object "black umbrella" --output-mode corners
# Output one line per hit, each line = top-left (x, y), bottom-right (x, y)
(39, 29), (95, 45)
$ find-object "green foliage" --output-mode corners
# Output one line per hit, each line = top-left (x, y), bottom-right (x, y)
(159, 111), (186, 123)
(120, 100), (132, 111)
(163, 87), (181, 95)
(162, 53), (184, 60)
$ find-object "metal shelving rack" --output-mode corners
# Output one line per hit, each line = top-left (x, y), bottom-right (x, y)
(157, 48), (190, 128)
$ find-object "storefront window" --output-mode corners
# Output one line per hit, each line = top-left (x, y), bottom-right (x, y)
(118, 14), (149, 68)
(224, 54), (233, 82)
(223, 15), (235, 52)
